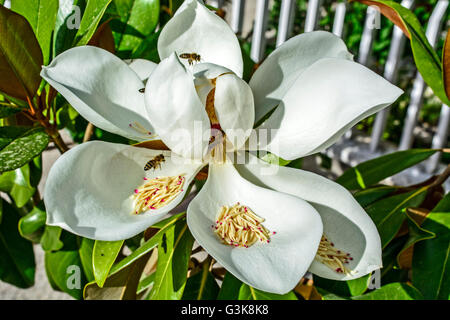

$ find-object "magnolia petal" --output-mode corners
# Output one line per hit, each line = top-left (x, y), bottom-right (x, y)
(187, 163), (323, 294)
(235, 153), (382, 280)
(258, 58), (403, 160)
(193, 62), (233, 107)
(125, 59), (157, 82)
(158, 0), (243, 77)
(44, 141), (204, 241)
(250, 31), (353, 123)
(41, 46), (154, 141)
(214, 73), (255, 150)
(144, 53), (210, 160)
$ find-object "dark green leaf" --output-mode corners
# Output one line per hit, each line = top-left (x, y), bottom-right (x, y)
(354, 186), (397, 208)
(79, 238), (95, 282)
(238, 284), (298, 300)
(0, 5), (43, 100)
(18, 202), (46, 242)
(412, 193), (450, 299)
(149, 219), (194, 300)
(182, 268), (220, 300)
(0, 126), (49, 172)
(10, 0), (58, 64)
(40, 225), (64, 251)
(0, 199), (35, 288)
(336, 149), (437, 190)
(74, 0), (112, 46)
(366, 188), (428, 248)
(93, 239), (124, 287)
(352, 282), (423, 300)
(218, 272), (243, 300)
(0, 104), (24, 118)
(314, 274), (371, 297)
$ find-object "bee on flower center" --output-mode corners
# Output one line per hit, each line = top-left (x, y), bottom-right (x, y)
(144, 154), (165, 171)
(179, 52), (201, 65)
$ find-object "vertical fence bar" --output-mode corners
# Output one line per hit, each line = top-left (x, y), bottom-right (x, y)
(231, 0), (246, 34)
(332, 2), (347, 38)
(369, 0), (415, 152)
(250, 0), (270, 62)
(304, 0), (322, 32)
(357, 5), (379, 65)
(399, 0), (449, 150)
(276, 0), (296, 47)
(427, 105), (450, 173)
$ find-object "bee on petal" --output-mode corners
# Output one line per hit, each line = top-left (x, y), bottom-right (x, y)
(179, 53), (201, 66)
(144, 154), (165, 171)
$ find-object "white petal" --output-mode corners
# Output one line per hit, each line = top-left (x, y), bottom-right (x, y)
(41, 46), (155, 141)
(125, 59), (157, 82)
(214, 73), (255, 150)
(44, 141), (204, 241)
(158, 0), (243, 77)
(235, 153), (382, 280)
(250, 31), (353, 123)
(187, 163), (323, 294)
(144, 53), (211, 160)
(258, 58), (403, 160)
(192, 62), (233, 107)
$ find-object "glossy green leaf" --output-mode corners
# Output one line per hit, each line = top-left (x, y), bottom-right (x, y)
(111, 0), (159, 57)
(336, 149), (437, 190)
(53, 0), (86, 56)
(84, 251), (150, 300)
(218, 272), (243, 300)
(74, 0), (112, 46)
(314, 274), (371, 297)
(137, 272), (155, 295)
(18, 202), (46, 242)
(149, 219), (194, 300)
(0, 163), (35, 207)
(365, 188), (428, 248)
(0, 199), (35, 288)
(0, 5), (43, 100)
(0, 126), (49, 173)
(182, 268), (220, 300)
(44, 233), (87, 299)
(354, 186), (398, 208)
(0, 104), (24, 118)
(93, 240), (124, 287)
(238, 284), (298, 300)
(352, 282), (423, 300)
(79, 238), (95, 282)
(40, 225), (64, 251)
(352, 0), (449, 105)
(10, 0), (58, 64)
(412, 193), (450, 299)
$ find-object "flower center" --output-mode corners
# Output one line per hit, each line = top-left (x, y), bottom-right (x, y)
(213, 203), (275, 248)
(132, 175), (185, 214)
(315, 234), (353, 274)
(128, 121), (154, 137)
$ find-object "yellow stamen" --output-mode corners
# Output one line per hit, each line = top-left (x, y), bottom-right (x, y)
(132, 175), (186, 214)
(315, 234), (353, 275)
(213, 203), (274, 248)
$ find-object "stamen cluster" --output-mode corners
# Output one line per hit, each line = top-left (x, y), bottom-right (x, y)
(315, 234), (353, 274)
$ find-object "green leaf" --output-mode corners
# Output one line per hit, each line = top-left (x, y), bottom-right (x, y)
(260, 152), (291, 166)
(0, 199), (35, 288)
(40, 225), (64, 251)
(74, 0), (112, 46)
(84, 252), (150, 300)
(10, 0), (58, 64)
(336, 149), (437, 190)
(0, 104), (24, 119)
(218, 272), (243, 300)
(137, 272), (155, 295)
(111, 0), (160, 57)
(352, 282), (423, 300)
(0, 5), (43, 100)
(0, 126), (49, 173)
(314, 274), (371, 297)
(238, 284), (298, 300)
(18, 202), (46, 242)
(352, 0), (449, 105)
(53, 0), (85, 57)
(354, 186), (398, 208)
(365, 188), (428, 248)
(93, 240), (124, 287)
(412, 193), (450, 299)
(149, 219), (194, 300)
(0, 163), (35, 207)
(44, 233), (87, 299)
(79, 238), (95, 282)
(182, 267), (220, 300)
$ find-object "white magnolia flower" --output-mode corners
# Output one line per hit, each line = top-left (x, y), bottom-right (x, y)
(41, 0), (403, 294)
